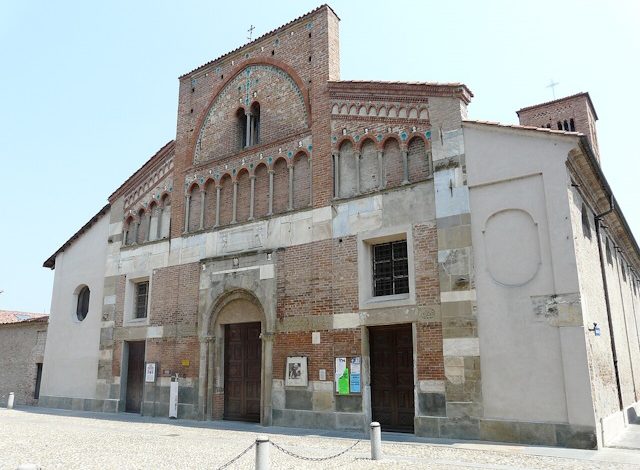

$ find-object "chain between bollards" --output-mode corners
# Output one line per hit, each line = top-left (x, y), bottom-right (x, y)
(255, 435), (270, 470)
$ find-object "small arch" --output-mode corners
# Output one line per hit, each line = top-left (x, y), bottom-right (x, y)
(368, 106), (377, 116)
(236, 107), (248, 150)
(159, 194), (171, 238)
(292, 151), (311, 209)
(408, 108), (418, 119)
(359, 138), (378, 194)
(419, 108), (429, 120)
(348, 105), (358, 115)
(203, 178), (217, 228)
(188, 183), (202, 232)
(398, 107), (408, 118)
(378, 106), (388, 118)
(383, 137), (403, 188)
(557, 121), (562, 130)
(148, 200), (159, 241)
(236, 168), (251, 223)
(388, 106), (397, 118)
(338, 140), (356, 198)
(331, 104), (339, 114)
(219, 173), (233, 226)
(340, 104), (348, 115)
(250, 101), (261, 146)
(136, 208), (147, 243)
(124, 216), (135, 245)
(272, 157), (289, 214)
(407, 136), (430, 182)
(563, 120), (569, 131)
(254, 162), (269, 219)
(569, 118), (576, 131)
(358, 105), (367, 116)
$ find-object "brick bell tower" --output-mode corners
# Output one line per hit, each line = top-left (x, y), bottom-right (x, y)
(516, 92), (600, 162)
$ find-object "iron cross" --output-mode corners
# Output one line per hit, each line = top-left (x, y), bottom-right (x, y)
(247, 25), (255, 41)
(546, 79), (559, 99)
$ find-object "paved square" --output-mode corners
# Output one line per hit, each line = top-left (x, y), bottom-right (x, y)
(1, 408), (639, 469)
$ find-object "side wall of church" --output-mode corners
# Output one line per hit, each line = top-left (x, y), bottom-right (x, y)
(465, 124), (598, 448)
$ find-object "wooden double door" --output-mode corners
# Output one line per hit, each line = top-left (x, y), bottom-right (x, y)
(224, 322), (262, 422)
(369, 324), (415, 432)
(125, 341), (145, 413)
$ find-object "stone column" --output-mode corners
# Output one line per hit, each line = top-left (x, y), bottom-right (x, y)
(199, 190), (206, 230)
(249, 175), (256, 220)
(207, 336), (215, 420)
(133, 220), (139, 244)
(198, 338), (208, 419)
(401, 149), (409, 185)
(144, 212), (151, 242)
(184, 195), (191, 233)
(232, 181), (238, 224)
(377, 150), (384, 189)
(332, 152), (340, 198)
(354, 150), (361, 195)
(215, 187), (221, 227)
(245, 111), (252, 148)
(267, 170), (274, 215)
(288, 166), (294, 210)
(157, 208), (163, 239)
(261, 331), (275, 426)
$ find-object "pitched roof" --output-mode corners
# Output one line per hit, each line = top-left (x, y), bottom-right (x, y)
(179, 5), (339, 79)
(463, 119), (582, 137)
(516, 92), (598, 120)
(0, 310), (48, 325)
(329, 80), (473, 104)
(43, 204), (110, 269)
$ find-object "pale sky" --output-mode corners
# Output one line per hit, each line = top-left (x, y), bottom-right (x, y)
(1, 1), (638, 313)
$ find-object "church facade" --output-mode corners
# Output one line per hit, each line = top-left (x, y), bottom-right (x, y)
(40, 5), (640, 449)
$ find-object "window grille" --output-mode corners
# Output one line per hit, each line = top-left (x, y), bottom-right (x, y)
(135, 281), (149, 318)
(372, 240), (409, 296)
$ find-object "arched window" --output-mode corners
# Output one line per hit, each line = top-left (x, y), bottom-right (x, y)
(250, 102), (260, 146)
(76, 286), (90, 321)
(557, 121), (562, 130)
(237, 108), (248, 149)
(563, 120), (569, 131)
(569, 118), (576, 131)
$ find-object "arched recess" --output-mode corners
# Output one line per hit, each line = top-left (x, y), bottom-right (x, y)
(254, 163), (269, 218)
(148, 201), (159, 241)
(203, 179), (216, 228)
(407, 136), (430, 182)
(383, 137), (403, 189)
(136, 208), (147, 243)
(236, 168), (251, 223)
(272, 157), (288, 214)
(159, 194), (171, 238)
(338, 140), (356, 198)
(292, 152), (310, 210)
(124, 215), (135, 245)
(199, 289), (274, 425)
(219, 174), (233, 226)
(359, 138), (378, 193)
(188, 184), (202, 232)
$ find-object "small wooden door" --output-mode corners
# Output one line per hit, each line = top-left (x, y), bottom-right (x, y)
(125, 341), (145, 413)
(369, 324), (415, 432)
(224, 322), (262, 422)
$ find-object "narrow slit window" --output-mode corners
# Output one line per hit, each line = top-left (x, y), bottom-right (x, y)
(135, 281), (149, 319)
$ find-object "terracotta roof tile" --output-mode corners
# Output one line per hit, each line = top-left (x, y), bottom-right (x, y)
(516, 92), (598, 120)
(463, 119), (583, 136)
(0, 310), (49, 325)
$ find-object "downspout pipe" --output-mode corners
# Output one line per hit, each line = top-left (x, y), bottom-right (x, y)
(595, 195), (624, 410)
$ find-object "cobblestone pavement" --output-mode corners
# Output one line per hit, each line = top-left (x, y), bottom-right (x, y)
(1, 408), (639, 469)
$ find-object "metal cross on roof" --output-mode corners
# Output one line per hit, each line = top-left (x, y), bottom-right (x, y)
(247, 25), (255, 41)
(546, 79), (559, 99)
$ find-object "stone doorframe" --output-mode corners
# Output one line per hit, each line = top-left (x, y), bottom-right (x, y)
(197, 288), (275, 425)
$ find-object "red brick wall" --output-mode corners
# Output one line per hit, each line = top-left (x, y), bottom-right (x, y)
(413, 223), (440, 305)
(292, 153), (310, 209)
(416, 323), (445, 380)
(203, 180), (216, 228)
(273, 157), (289, 214)
(219, 175), (233, 226)
(254, 163), (269, 218)
(188, 186), (202, 232)
(383, 138), (403, 188)
(146, 336), (200, 379)
(236, 169), (251, 222)
(149, 263), (200, 328)
(408, 137), (429, 182)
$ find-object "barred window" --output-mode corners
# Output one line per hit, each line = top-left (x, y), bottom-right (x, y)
(135, 281), (149, 319)
(372, 240), (409, 296)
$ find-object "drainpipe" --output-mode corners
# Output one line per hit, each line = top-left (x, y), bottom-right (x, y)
(595, 195), (624, 410)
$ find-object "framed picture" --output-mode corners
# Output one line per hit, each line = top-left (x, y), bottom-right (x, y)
(285, 356), (308, 387)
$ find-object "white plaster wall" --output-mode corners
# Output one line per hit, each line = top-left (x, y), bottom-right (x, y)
(41, 212), (109, 399)
(464, 124), (596, 427)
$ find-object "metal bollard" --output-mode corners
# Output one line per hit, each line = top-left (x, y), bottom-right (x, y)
(370, 421), (382, 460)
(255, 435), (270, 470)
(8, 392), (14, 409)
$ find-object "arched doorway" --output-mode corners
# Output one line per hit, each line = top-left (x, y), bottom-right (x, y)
(199, 289), (273, 424)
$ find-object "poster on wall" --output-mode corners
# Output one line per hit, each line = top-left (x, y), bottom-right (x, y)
(350, 357), (361, 393)
(145, 362), (157, 383)
(335, 357), (349, 394)
(285, 356), (308, 386)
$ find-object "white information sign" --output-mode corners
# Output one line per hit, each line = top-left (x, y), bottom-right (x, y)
(145, 363), (156, 383)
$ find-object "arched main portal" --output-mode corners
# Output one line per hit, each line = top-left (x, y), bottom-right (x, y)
(198, 289), (274, 425)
